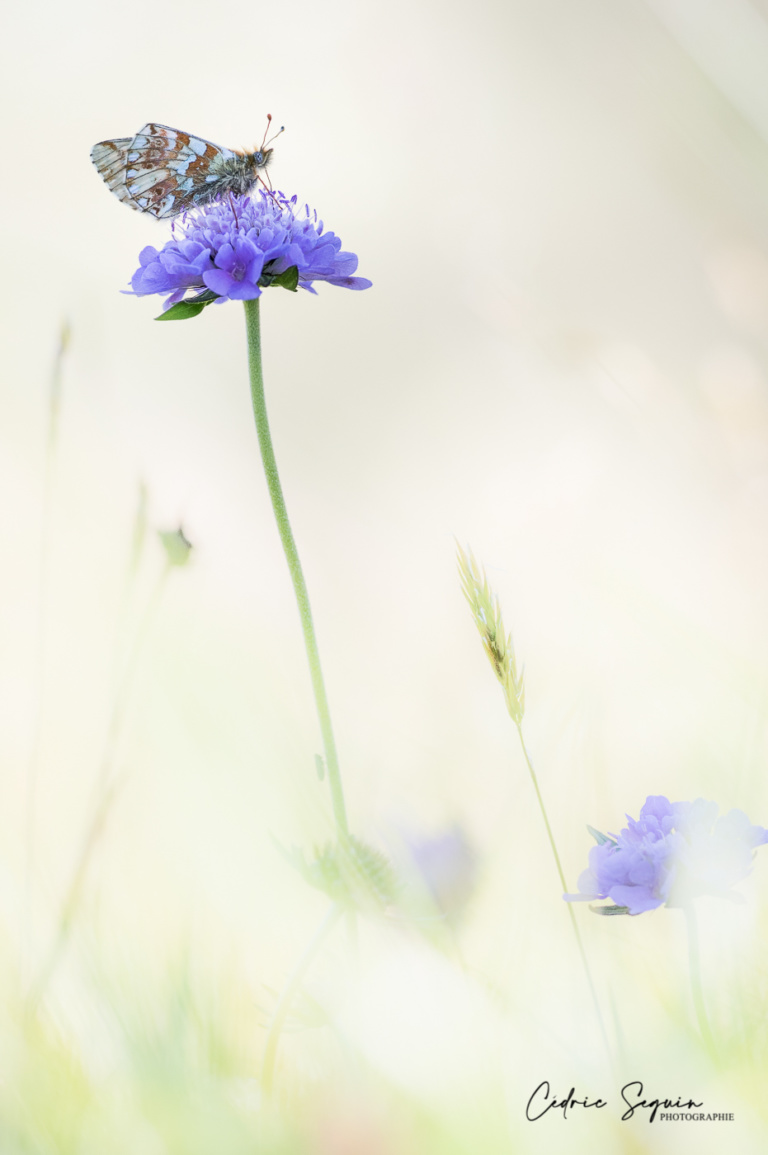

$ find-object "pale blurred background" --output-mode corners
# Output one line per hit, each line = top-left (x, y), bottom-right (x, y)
(2, 0), (768, 1151)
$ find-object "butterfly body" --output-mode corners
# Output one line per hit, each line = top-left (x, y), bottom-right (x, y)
(91, 123), (275, 219)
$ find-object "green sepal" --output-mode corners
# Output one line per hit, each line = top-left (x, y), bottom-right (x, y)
(262, 265), (299, 292)
(155, 291), (219, 321)
(587, 825), (617, 847)
(589, 903), (630, 916)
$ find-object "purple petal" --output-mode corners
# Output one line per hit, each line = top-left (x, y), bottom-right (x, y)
(127, 190), (371, 308)
(203, 269), (238, 296)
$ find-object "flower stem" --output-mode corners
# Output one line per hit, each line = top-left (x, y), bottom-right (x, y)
(243, 298), (350, 843)
(683, 904), (717, 1058)
(261, 902), (344, 1099)
(515, 722), (612, 1063)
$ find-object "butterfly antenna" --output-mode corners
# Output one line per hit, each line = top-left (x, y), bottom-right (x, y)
(261, 113), (285, 150)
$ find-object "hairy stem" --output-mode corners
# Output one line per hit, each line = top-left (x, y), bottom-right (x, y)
(243, 298), (350, 842)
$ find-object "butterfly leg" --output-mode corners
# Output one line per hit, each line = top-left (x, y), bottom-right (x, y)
(257, 172), (283, 210)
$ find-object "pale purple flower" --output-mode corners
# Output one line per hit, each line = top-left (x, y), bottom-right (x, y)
(565, 795), (768, 915)
(404, 825), (478, 922)
(129, 191), (371, 310)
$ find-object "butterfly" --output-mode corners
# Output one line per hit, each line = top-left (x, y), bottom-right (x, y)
(91, 119), (283, 220)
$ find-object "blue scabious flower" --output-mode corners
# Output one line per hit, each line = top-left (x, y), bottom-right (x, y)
(565, 795), (768, 915)
(130, 191), (372, 310)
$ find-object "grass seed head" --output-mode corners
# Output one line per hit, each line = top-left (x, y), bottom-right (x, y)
(456, 543), (525, 724)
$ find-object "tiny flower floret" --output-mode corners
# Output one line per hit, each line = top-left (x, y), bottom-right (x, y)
(130, 191), (372, 308)
(565, 795), (768, 915)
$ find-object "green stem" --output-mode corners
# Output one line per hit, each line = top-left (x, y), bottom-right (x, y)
(515, 723), (612, 1063)
(25, 563), (170, 1014)
(262, 902), (343, 1099)
(243, 298), (350, 843)
(24, 321), (69, 983)
(25, 773), (124, 1014)
(683, 904), (717, 1058)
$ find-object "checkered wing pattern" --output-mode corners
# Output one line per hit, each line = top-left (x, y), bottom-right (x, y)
(91, 124), (239, 219)
(90, 138), (134, 208)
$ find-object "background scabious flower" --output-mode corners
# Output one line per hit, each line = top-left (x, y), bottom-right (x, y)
(130, 191), (372, 309)
(565, 795), (768, 915)
(402, 824), (479, 923)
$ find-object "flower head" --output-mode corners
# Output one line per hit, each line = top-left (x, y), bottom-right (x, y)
(565, 795), (768, 915)
(129, 191), (371, 311)
(158, 525), (193, 567)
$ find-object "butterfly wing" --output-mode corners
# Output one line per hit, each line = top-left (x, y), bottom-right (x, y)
(122, 124), (238, 219)
(90, 138), (135, 208)
(91, 124), (239, 219)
